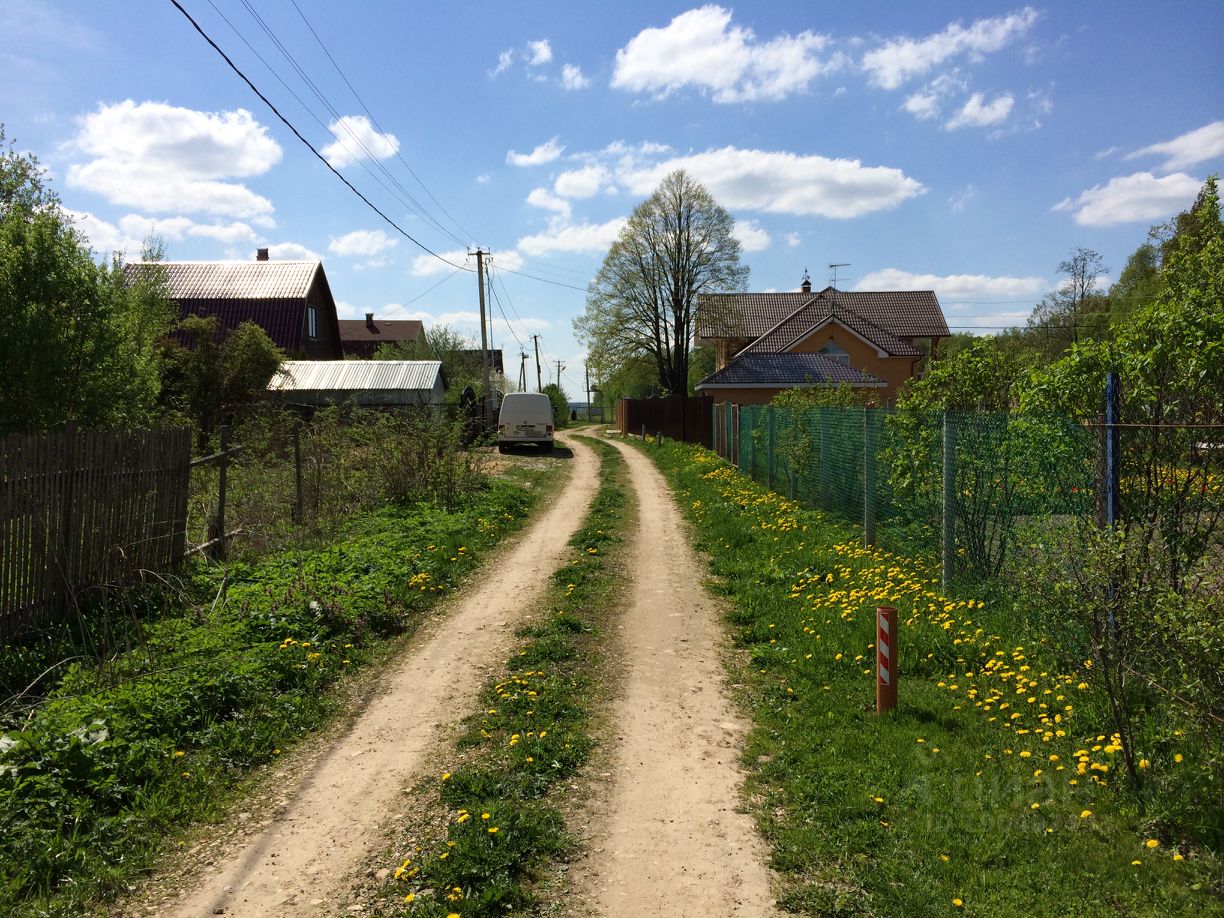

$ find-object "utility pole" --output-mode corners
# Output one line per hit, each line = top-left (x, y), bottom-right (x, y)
(532, 335), (543, 392)
(585, 364), (591, 421)
(554, 360), (565, 390)
(518, 351), (528, 392)
(470, 248), (492, 427)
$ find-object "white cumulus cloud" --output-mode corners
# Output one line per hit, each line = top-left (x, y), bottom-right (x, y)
(526, 187), (572, 218)
(1125, 120), (1224, 171)
(328, 229), (399, 257)
(266, 241), (321, 261)
(517, 218), (628, 256)
(411, 249), (472, 277)
(66, 100), (280, 221)
(732, 219), (770, 252)
(620, 146), (924, 218)
(854, 268), (1046, 304)
(945, 92), (1014, 129)
(527, 39), (553, 66)
(506, 136), (565, 167)
(1053, 171), (1202, 227)
(611, 5), (843, 103)
(561, 63), (591, 90)
(554, 164), (610, 198)
(862, 8), (1039, 90)
(321, 115), (399, 169)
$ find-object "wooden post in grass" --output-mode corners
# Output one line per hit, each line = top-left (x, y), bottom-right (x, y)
(876, 605), (898, 714)
(293, 419), (303, 524)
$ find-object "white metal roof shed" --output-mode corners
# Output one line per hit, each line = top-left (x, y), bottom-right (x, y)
(269, 360), (445, 407)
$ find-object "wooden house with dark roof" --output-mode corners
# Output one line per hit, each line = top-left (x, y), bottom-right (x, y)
(338, 314), (427, 358)
(125, 249), (343, 359)
(695, 274), (948, 404)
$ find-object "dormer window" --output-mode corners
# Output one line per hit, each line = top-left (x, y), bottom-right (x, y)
(819, 340), (849, 365)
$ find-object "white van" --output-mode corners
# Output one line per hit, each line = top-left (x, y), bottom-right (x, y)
(497, 392), (555, 453)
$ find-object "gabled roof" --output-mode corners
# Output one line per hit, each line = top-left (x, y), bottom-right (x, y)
(338, 318), (424, 345)
(695, 353), (885, 390)
(125, 260), (340, 356)
(739, 294), (923, 358)
(697, 286), (948, 341)
(138, 261), (321, 299)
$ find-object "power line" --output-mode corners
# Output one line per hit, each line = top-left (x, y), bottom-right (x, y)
(170, 0), (468, 272)
(379, 267), (467, 319)
(286, 0), (477, 247)
(231, 0), (467, 249)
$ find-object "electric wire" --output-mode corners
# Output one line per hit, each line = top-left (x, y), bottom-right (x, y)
(232, 0), (466, 248)
(169, 0), (469, 271)
(378, 267), (467, 320)
(286, 0), (477, 247)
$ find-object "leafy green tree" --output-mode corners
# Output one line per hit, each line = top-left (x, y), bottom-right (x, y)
(575, 170), (748, 396)
(1026, 247), (1111, 358)
(161, 316), (284, 448)
(540, 382), (570, 428)
(0, 128), (175, 434)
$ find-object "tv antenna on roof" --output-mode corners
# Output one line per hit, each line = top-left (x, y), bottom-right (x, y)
(828, 263), (849, 289)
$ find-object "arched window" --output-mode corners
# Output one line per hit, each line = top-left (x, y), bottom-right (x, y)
(819, 340), (850, 365)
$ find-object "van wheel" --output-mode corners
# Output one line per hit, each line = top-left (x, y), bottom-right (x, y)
(498, 444), (509, 454)
(541, 442), (554, 453)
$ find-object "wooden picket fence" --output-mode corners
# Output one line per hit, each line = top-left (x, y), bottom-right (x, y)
(0, 426), (192, 638)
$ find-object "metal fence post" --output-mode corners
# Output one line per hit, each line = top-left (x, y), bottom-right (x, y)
(766, 407), (775, 490)
(864, 409), (877, 546)
(818, 408), (829, 510)
(941, 410), (956, 591)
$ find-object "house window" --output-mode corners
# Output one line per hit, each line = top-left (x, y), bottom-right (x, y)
(307, 304), (318, 340)
(819, 340), (850, 365)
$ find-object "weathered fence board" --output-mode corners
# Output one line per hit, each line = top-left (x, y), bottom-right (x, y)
(0, 426), (192, 638)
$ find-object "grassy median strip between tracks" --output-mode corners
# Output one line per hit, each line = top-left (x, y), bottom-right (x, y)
(640, 436), (1221, 918)
(375, 437), (628, 917)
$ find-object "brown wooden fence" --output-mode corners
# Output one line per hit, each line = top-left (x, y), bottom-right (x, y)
(0, 426), (192, 638)
(617, 396), (714, 447)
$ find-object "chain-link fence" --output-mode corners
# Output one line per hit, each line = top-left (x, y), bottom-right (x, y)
(719, 403), (1098, 585)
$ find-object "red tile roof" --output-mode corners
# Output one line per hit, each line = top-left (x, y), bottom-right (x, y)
(697, 286), (948, 342)
(338, 318), (424, 357)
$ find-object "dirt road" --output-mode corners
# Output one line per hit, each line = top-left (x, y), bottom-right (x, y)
(157, 435), (597, 918)
(571, 436), (776, 916)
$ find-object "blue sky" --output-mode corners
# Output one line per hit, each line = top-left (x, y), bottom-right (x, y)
(3, 1), (1222, 395)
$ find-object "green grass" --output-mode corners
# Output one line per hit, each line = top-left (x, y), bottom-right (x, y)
(375, 436), (629, 917)
(639, 437), (1223, 917)
(0, 471), (554, 918)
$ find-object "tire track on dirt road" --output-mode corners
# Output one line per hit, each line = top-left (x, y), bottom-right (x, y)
(155, 435), (598, 918)
(573, 436), (776, 916)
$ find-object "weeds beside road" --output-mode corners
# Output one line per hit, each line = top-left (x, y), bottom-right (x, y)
(0, 463), (554, 918)
(642, 436), (1222, 917)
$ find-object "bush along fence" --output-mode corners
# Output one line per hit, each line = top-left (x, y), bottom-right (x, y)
(714, 400), (1099, 587)
(0, 426), (191, 639)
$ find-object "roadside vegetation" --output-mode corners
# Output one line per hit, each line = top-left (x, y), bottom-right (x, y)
(0, 449), (558, 918)
(369, 437), (629, 917)
(644, 436), (1222, 916)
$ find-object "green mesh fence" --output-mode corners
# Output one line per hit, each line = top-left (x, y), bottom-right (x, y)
(734, 405), (1096, 582)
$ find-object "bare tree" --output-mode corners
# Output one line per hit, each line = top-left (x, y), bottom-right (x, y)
(575, 170), (748, 395)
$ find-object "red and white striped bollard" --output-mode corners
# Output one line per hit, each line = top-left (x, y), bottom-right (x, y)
(876, 605), (898, 714)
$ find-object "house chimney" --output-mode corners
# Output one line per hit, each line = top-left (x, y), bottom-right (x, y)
(801, 268), (812, 294)
(365, 312), (375, 328)
(256, 247), (269, 261)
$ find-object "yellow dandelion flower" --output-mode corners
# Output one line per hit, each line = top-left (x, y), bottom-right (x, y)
(1146, 839), (1159, 849)
(1079, 809), (1092, 818)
